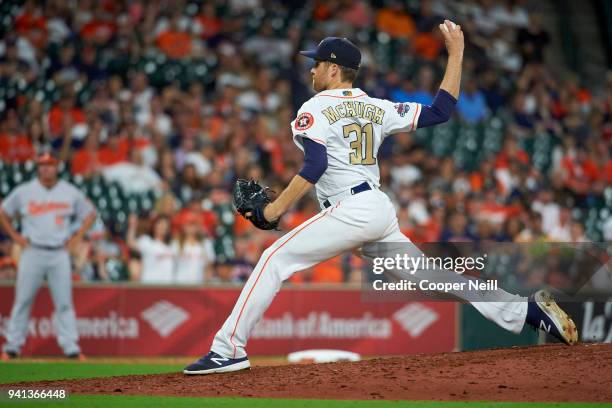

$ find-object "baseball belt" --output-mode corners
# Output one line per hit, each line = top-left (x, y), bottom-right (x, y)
(322, 181), (373, 209)
(30, 243), (66, 251)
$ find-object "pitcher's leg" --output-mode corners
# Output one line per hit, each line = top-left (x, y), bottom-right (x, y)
(47, 250), (80, 355)
(2, 248), (45, 354)
(212, 206), (375, 359)
(367, 229), (528, 334)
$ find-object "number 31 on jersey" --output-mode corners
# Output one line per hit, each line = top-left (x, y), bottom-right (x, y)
(343, 123), (376, 165)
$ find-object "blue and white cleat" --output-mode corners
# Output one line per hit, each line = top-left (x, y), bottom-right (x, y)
(526, 290), (578, 345)
(183, 351), (251, 375)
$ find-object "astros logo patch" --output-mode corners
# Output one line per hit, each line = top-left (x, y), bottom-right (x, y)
(394, 103), (411, 117)
(295, 112), (314, 131)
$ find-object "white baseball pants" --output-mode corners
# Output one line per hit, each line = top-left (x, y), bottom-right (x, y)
(211, 189), (527, 358)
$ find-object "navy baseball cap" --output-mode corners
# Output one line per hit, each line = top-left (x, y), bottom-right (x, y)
(300, 37), (361, 70)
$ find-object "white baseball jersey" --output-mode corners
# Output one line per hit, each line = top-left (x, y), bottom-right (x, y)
(291, 88), (422, 205)
(212, 87), (529, 360)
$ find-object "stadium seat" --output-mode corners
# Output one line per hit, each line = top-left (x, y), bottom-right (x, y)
(431, 119), (456, 157)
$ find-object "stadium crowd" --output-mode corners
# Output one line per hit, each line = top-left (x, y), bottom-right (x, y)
(0, 0), (610, 285)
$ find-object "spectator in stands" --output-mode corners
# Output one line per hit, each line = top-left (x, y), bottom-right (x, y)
(561, 146), (599, 198)
(78, 45), (106, 83)
(243, 23), (293, 67)
(376, 0), (416, 40)
(440, 212), (475, 242)
(406, 66), (436, 105)
(340, 0), (373, 29)
(155, 148), (177, 186)
(47, 90), (86, 151)
(548, 207), (572, 241)
(131, 72), (154, 128)
(93, 228), (129, 281)
(71, 126), (103, 177)
(0, 36), (35, 84)
(516, 13), (550, 66)
(290, 256), (344, 284)
(174, 137), (211, 178)
(475, 188), (516, 226)
(173, 212), (215, 285)
(488, 28), (523, 73)
(48, 43), (79, 84)
(79, 2), (116, 46)
(471, 0), (501, 36)
(604, 217), (612, 242)
(154, 192), (180, 219)
(416, 0), (442, 33)
(214, 261), (241, 283)
(479, 69), (506, 112)
(173, 163), (204, 204)
(413, 26), (445, 61)
(0, 109), (34, 163)
(569, 221), (589, 243)
(97, 132), (129, 167)
(499, 217), (523, 242)
(491, 0), (529, 29)
(14, 0), (47, 52)
(143, 95), (173, 140)
(126, 214), (176, 284)
(456, 77), (489, 123)
(103, 149), (163, 194)
(156, 13), (193, 59)
(195, 3), (222, 43)
(515, 212), (547, 242)
(532, 188), (561, 235)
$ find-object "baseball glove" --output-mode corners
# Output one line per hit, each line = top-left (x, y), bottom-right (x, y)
(232, 179), (279, 230)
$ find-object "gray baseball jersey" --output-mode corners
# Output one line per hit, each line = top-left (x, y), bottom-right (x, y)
(1, 178), (95, 246)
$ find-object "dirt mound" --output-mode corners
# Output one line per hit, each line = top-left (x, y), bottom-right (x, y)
(11, 344), (612, 402)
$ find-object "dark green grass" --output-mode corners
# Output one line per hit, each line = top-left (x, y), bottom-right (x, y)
(1, 396), (611, 408)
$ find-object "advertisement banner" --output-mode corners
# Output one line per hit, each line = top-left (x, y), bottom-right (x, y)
(553, 299), (612, 343)
(0, 285), (457, 356)
(460, 304), (538, 351)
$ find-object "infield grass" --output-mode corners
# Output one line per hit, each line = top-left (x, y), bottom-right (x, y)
(0, 362), (182, 384)
(2, 396), (611, 408)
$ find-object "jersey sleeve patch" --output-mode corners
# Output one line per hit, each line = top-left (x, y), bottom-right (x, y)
(294, 112), (314, 131)
(394, 102), (411, 117)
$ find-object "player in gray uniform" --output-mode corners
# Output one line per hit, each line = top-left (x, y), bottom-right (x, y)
(0, 153), (96, 360)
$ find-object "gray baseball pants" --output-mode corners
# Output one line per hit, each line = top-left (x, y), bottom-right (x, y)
(2, 247), (80, 355)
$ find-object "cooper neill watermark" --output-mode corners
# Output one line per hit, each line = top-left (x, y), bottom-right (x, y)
(372, 277), (498, 292)
(359, 242), (612, 302)
(371, 253), (497, 292)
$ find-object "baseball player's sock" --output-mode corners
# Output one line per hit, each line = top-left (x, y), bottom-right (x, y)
(525, 290), (578, 345)
(183, 351), (250, 375)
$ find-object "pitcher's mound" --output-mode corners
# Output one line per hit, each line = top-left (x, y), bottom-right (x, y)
(12, 344), (612, 402)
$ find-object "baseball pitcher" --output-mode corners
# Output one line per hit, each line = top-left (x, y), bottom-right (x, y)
(184, 21), (577, 375)
(0, 153), (96, 360)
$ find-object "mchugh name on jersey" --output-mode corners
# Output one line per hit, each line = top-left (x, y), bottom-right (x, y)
(321, 102), (386, 125)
